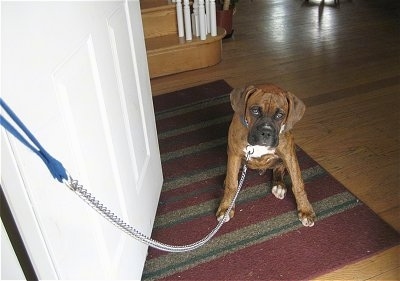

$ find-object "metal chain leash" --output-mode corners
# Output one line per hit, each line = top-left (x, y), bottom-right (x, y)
(1, 97), (254, 253)
(63, 150), (253, 253)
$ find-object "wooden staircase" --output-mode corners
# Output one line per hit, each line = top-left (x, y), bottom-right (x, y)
(141, 0), (226, 78)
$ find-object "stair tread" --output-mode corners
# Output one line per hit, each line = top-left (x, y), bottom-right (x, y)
(145, 27), (226, 54)
(141, 0), (174, 13)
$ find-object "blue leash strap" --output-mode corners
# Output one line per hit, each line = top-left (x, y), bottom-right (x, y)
(0, 98), (68, 183)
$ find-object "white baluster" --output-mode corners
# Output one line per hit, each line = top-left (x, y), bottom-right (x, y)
(176, 0), (185, 37)
(198, 0), (206, 40)
(193, 0), (200, 37)
(205, 0), (210, 34)
(176, 0), (184, 37)
(183, 0), (192, 40)
(210, 0), (217, 36)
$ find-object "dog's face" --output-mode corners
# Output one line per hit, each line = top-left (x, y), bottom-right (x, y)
(230, 84), (306, 148)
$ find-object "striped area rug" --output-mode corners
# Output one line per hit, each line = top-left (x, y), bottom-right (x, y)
(142, 80), (399, 280)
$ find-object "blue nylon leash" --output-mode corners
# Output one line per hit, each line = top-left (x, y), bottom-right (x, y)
(0, 98), (68, 182)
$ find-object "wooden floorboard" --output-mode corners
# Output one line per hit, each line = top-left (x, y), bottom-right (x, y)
(150, 0), (400, 279)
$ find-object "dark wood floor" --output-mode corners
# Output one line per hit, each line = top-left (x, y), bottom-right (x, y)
(149, 0), (400, 279)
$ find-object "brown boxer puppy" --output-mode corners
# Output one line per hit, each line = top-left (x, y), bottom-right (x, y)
(216, 84), (316, 227)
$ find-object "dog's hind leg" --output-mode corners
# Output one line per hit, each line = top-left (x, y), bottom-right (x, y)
(272, 162), (287, 199)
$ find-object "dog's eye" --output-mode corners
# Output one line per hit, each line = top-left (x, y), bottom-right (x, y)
(275, 111), (285, 120)
(250, 106), (261, 116)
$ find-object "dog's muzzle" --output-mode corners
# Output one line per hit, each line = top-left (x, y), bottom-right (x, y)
(248, 121), (279, 147)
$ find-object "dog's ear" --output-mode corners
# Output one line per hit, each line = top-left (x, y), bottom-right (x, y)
(283, 91), (306, 132)
(230, 86), (257, 115)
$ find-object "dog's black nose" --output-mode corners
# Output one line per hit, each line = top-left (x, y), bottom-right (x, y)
(258, 124), (274, 138)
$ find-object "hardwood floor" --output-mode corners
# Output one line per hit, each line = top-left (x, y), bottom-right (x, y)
(149, 0), (400, 279)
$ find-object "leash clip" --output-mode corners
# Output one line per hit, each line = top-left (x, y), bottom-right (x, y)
(245, 145), (254, 161)
(63, 172), (79, 192)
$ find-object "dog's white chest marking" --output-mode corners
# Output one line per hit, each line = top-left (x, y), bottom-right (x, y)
(244, 145), (276, 158)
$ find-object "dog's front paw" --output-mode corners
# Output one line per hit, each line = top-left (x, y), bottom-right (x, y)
(216, 205), (235, 223)
(298, 210), (316, 227)
(272, 184), (287, 199)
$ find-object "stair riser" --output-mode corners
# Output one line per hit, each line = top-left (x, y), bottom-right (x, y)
(142, 7), (177, 38)
(147, 40), (222, 78)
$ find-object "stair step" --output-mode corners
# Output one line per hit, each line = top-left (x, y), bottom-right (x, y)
(146, 27), (226, 78)
(141, 0), (177, 39)
(140, 0), (171, 10)
(140, 0), (226, 78)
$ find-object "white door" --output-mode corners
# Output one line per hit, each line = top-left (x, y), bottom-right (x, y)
(1, 1), (163, 279)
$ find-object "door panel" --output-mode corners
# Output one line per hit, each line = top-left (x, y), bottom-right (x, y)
(107, 6), (150, 188)
(1, 1), (163, 279)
